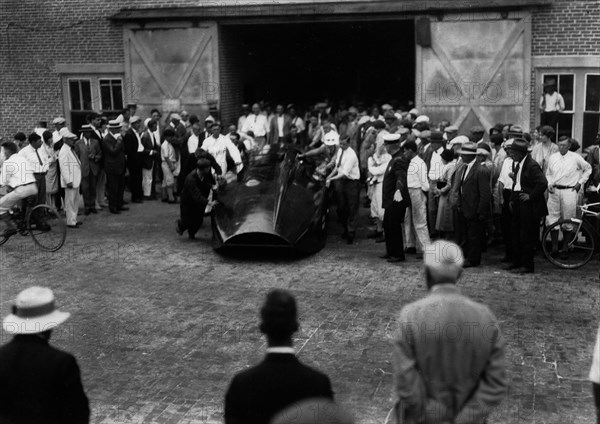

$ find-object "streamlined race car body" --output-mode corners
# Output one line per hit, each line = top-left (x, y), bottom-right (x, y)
(211, 144), (329, 253)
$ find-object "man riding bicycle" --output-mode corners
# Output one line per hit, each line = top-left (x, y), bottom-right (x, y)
(0, 141), (39, 238)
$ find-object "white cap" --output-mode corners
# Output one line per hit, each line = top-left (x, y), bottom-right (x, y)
(129, 115), (141, 124)
(449, 135), (470, 146)
(58, 127), (77, 139)
(323, 132), (340, 146)
(415, 115), (430, 124)
(52, 117), (66, 125)
(409, 108), (419, 115)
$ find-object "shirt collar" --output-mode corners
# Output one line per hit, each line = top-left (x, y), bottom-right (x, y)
(431, 283), (459, 293)
(266, 347), (295, 354)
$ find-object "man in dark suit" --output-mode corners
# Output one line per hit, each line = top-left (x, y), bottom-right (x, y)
(123, 116), (144, 203)
(505, 138), (548, 274)
(103, 120), (129, 214)
(224, 290), (334, 424)
(393, 240), (507, 424)
(141, 118), (161, 200)
(0, 286), (90, 424)
(380, 133), (410, 263)
(455, 142), (492, 267)
(75, 125), (102, 215)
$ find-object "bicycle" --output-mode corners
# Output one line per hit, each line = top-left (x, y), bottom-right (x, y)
(541, 201), (600, 269)
(0, 200), (67, 252)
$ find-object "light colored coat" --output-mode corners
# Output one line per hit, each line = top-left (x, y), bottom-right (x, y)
(58, 144), (82, 188)
(392, 284), (507, 424)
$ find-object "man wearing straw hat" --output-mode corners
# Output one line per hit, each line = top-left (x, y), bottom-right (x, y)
(0, 286), (90, 423)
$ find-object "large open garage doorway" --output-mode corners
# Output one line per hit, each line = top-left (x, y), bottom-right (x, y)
(219, 19), (415, 124)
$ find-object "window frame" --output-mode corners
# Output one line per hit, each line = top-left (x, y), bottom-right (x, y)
(540, 72), (575, 138)
(98, 78), (125, 112)
(67, 77), (93, 112)
(584, 73), (600, 113)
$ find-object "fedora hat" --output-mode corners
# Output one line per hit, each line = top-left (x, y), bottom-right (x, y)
(430, 130), (444, 143)
(544, 78), (557, 87)
(3, 287), (70, 335)
(458, 141), (478, 155)
(508, 138), (529, 153)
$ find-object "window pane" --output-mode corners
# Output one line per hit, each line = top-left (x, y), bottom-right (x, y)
(556, 113), (573, 140)
(81, 80), (92, 111)
(100, 84), (112, 111)
(69, 80), (81, 110)
(112, 82), (123, 110)
(586, 75), (600, 112)
(583, 113), (600, 149)
(558, 74), (574, 111)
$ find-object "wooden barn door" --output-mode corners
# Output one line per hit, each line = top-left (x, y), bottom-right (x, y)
(123, 22), (219, 119)
(416, 12), (532, 134)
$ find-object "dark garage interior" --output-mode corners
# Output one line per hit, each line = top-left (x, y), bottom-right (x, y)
(221, 20), (415, 112)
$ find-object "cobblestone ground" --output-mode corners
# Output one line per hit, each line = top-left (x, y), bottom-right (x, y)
(0, 199), (599, 424)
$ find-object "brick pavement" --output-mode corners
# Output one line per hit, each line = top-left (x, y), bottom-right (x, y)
(0, 200), (599, 423)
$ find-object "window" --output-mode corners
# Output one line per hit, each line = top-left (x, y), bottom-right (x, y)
(583, 74), (600, 148)
(68, 79), (94, 132)
(65, 76), (124, 133)
(99, 79), (124, 111)
(542, 73), (575, 140)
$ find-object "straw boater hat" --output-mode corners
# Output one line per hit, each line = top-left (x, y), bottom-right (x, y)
(458, 141), (478, 155)
(3, 287), (70, 335)
(108, 119), (122, 129)
(449, 135), (469, 147)
(444, 125), (458, 133)
(323, 132), (340, 146)
(383, 133), (401, 144)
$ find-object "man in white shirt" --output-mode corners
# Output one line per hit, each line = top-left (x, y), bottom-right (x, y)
(241, 103), (269, 149)
(19, 133), (48, 207)
(58, 129), (82, 228)
(268, 104), (292, 145)
(326, 134), (360, 244)
(402, 140), (431, 258)
(545, 137), (591, 256)
(201, 122), (243, 180)
(539, 79), (565, 134)
(0, 141), (38, 237)
(237, 104), (250, 132)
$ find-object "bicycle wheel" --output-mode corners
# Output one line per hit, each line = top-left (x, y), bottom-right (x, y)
(27, 205), (66, 252)
(542, 218), (595, 269)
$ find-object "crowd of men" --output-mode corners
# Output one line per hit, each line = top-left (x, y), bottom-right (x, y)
(1, 90), (600, 259)
(2, 240), (599, 423)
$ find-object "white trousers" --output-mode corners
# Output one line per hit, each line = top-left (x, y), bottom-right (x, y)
(546, 188), (578, 231)
(403, 188), (431, 251)
(142, 166), (153, 197)
(0, 184), (38, 212)
(64, 187), (79, 226)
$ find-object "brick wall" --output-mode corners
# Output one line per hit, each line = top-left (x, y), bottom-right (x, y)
(1, 0), (599, 139)
(218, 26), (244, 129)
(529, 0), (600, 129)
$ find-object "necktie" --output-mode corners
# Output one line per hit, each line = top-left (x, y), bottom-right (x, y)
(512, 162), (521, 190)
(35, 148), (43, 166)
(337, 149), (344, 168)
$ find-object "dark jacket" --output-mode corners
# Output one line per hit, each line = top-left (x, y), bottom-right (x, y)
(123, 129), (142, 167)
(102, 133), (126, 175)
(512, 154), (548, 217)
(181, 171), (213, 205)
(224, 353), (333, 424)
(181, 149), (222, 183)
(140, 130), (160, 170)
(75, 137), (102, 177)
(382, 149), (410, 210)
(456, 160), (492, 220)
(0, 335), (90, 424)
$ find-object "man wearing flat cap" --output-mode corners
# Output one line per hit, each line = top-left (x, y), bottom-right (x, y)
(0, 286), (90, 423)
(380, 133), (410, 262)
(504, 138), (548, 273)
(225, 290), (333, 424)
(392, 240), (507, 424)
